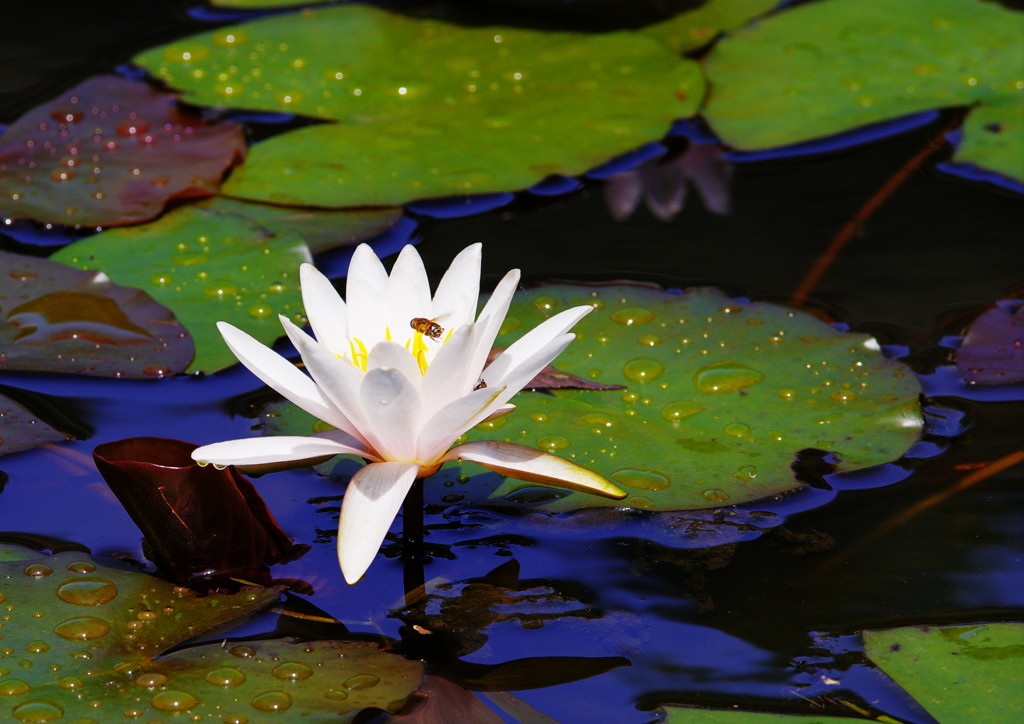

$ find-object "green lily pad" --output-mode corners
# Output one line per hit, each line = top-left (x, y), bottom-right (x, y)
(0, 544), (423, 721)
(0, 391), (68, 456)
(0, 249), (193, 378)
(195, 196), (402, 254)
(133, 4), (699, 207)
(702, 0), (1024, 182)
(466, 285), (922, 512)
(641, 0), (778, 54)
(955, 93), (1024, 182)
(864, 623), (1024, 724)
(0, 75), (246, 227)
(51, 206), (311, 373)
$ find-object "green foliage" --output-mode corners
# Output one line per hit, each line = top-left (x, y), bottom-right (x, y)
(52, 206), (310, 373)
(0, 545), (423, 721)
(702, 0), (1024, 182)
(134, 4), (699, 207)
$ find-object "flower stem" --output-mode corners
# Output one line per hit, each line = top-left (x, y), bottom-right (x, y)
(401, 479), (426, 606)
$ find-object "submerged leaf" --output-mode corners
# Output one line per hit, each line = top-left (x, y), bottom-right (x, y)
(956, 302), (1024, 385)
(93, 437), (307, 590)
(0, 249), (193, 377)
(702, 0), (1024, 182)
(487, 348), (625, 391)
(0, 75), (246, 226)
(51, 205), (311, 373)
(0, 389), (68, 456)
(864, 623), (1024, 724)
(134, 4), (698, 207)
(0, 544), (424, 721)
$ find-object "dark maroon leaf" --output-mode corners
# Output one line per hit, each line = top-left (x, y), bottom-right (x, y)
(92, 437), (307, 590)
(956, 302), (1024, 385)
(0, 391), (67, 456)
(486, 348), (625, 391)
(0, 75), (245, 227)
(0, 250), (194, 377)
(436, 655), (631, 692)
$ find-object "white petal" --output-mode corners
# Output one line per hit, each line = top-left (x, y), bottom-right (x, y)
(486, 333), (575, 408)
(420, 324), (479, 414)
(217, 322), (350, 431)
(415, 385), (506, 462)
(337, 461), (419, 584)
(367, 340), (422, 388)
(359, 367), (423, 461)
(346, 277), (387, 348)
(483, 305), (592, 384)
(192, 434), (370, 467)
(467, 269), (520, 376)
(279, 316), (370, 444)
(431, 243), (481, 330)
(299, 264), (348, 355)
(384, 245), (432, 343)
(346, 243), (388, 294)
(442, 441), (626, 499)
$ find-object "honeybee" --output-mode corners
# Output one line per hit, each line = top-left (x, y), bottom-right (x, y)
(410, 317), (444, 340)
(473, 378), (487, 391)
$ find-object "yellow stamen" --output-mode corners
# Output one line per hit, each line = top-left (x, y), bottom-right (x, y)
(410, 331), (429, 376)
(349, 337), (368, 372)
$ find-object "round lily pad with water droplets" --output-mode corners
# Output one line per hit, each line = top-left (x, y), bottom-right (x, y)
(133, 4), (699, 207)
(0, 544), (423, 721)
(0, 249), (193, 378)
(51, 206), (311, 373)
(456, 284), (922, 512)
(0, 75), (246, 227)
(702, 0), (1024, 183)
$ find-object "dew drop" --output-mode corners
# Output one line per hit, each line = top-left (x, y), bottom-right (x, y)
(247, 303), (274, 319)
(537, 435), (570, 451)
(151, 690), (198, 712)
(223, 715), (249, 724)
(829, 390), (858, 402)
(150, 273), (173, 286)
(694, 361), (764, 394)
(58, 677), (82, 690)
(115, 120), (150, 137)
(0, 679), (31, 696)
(611, 468), (670, 491)
(623, 357), (665, 382)
(637, 334), (662, 346)
(343, 674), (381, 690)
(25, 641), (49, 654)
(204, 282), (239, 297)
(229, 646), (255, 659)
(660, 400), (705, 421)
(777, 389), (798, 400)
(579, 413), (616, 428)
(475, 416), (507, 431)
(531, 294), (558, 311)
(611, 306), (655, 326)
(272, 662), (313, 680)
(323, 689), (349, 701)
(733, 465), (757, 481)
(143, 365), (172, 379)
(530, 412), (548, 423)
(724, 423), (751, 438)
(65, 561), (96, 573)
(23, 564), (53, 577)
(135, 673), (168, 688)
(54, 616), (109, 641)
(12, 701), (63, 722)
(251, 691), (292, 712)
(56, 577), (118, 606)
(702, 489), (730, 503)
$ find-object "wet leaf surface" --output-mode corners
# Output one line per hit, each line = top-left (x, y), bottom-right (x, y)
(134, 4), (698, 207)
(640, 0), (777, 54)
(703, 0), (1024, 182)
(0, 75), (246, 227)
(0, 390), (67, 456)
(93, 437), (307, 590)
(463, 284), (922, 512)
(51, 205), (311, 373)
(0, 249), (194, 378)
(864, 623), (1024, 724)
(0, 544), (424, 722)
(956, 302), (1024, 385)
(196, 196), (402, 254)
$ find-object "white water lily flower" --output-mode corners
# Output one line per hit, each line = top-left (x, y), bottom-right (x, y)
(192, 243), (625, 584)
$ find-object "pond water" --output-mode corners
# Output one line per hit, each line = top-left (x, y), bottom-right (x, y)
(1, 2), (1022, 723)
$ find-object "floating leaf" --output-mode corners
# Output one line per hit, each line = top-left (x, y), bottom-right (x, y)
(134, 4), (698, 207)
(641, 0), (778, 54)
(956, 302), (1024, 384)
(51, 206), (311, 373)
(662, 708), (871, 723)
(864, 623), (1024, 724)
(461, 284), (922, 512)
(0, 249), (193, 378)
(702, 0), (1024, 182)
(0, 544), (424, 721)
(93, 437), (307, 590)
(0, 390), (67, 456)
(195, 195), (401, 254)
(0, 75), (246, 227)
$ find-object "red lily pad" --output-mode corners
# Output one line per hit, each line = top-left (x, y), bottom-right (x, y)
(0, 390), (68, 456)
(93, 437), (308, 590)
(0, 249), (194, 378)
(0, 75), (246, 227)
(956, 302), (1024, 385)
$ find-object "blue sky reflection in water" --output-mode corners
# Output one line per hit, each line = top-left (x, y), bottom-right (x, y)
(1, 1), (1023, 722)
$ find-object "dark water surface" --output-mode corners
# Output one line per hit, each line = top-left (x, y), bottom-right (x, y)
(2, 2), (1022, 722)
